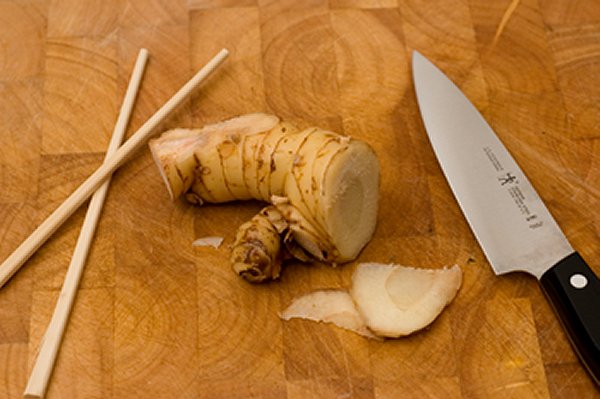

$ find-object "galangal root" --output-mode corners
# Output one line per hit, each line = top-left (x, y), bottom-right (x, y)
(149, 113), (380, 282)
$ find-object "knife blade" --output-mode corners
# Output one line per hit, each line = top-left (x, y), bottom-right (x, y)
(412, 50), (599, 385)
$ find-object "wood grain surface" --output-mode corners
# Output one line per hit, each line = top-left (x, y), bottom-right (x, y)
(0, 0), (599, 398)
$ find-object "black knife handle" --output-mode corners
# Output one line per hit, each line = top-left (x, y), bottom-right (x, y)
(540, 252), (600, 386)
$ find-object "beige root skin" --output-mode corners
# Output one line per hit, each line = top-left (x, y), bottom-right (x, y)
(149, 113), (380, 282)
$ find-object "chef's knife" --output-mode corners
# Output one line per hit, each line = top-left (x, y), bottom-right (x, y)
(412, 50), (599, 385)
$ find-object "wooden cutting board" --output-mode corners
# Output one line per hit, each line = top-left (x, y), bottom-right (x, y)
(0, 0), (598, 398)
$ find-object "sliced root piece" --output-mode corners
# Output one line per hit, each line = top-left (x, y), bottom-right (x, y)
(280, 290), (378, 339)
(351, 263), (462, 337)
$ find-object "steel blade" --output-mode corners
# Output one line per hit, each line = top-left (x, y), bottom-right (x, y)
(412, 51), (573, 279)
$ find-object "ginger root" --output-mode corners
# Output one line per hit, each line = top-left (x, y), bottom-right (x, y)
(149, 113), (380, 282)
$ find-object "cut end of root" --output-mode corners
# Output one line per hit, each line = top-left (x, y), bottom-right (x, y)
(321, 141), (380, 261)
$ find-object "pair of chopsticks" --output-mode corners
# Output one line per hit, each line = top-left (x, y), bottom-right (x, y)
(7, 48), (229, 399)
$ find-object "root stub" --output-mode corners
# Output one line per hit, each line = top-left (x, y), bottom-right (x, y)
(150, 113), (380, 282)
(230, 211), (282, 283)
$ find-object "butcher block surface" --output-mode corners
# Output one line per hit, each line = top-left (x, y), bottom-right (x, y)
(0, 0), (599, 398)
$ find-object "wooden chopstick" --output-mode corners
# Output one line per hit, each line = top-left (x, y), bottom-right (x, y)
(22, 48), (149, 399)
(0, 48), (229, 289)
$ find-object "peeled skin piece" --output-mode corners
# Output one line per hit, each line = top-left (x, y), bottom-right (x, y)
(149, 113), (380, 282)
(351, 263), (462, 337)
(192, 236), (224, 248)
(280, 290), (377, 338)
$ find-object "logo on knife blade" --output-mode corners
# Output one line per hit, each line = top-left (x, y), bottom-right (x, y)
(483, 147), (544, 230)
(498, 172), (518, 186)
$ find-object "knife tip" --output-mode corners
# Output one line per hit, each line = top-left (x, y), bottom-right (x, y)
(411, 49), (426, 69)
